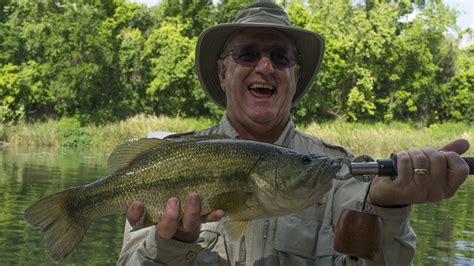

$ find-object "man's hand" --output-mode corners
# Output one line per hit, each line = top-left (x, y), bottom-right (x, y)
(368, 139), (470, 207)
(127, 193), (225, 242)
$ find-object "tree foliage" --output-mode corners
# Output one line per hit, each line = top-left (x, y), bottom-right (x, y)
(0, 0), (472, 125)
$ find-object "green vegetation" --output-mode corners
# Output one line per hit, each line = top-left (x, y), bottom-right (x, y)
(1, 115), (472, 158)
(0, 0), (472, 126)
(305, 121), (474, 157)
(0, 0), (473, 153)
(0, 114), (214, 150)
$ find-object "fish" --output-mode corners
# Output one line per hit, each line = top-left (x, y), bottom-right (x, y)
(24, 135), (344, 261)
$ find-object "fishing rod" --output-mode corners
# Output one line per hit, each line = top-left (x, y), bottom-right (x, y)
(334, 156), (474, 260)
(337, 156), (474, 182)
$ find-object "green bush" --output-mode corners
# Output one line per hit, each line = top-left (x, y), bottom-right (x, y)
(56, 117), (92, 147)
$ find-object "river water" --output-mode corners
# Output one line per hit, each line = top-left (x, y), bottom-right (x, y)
(0, 148), (473, 265)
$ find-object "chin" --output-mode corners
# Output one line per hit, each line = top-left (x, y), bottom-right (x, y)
(248, 111), (279, 124)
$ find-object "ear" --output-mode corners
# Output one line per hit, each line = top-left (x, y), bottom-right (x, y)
(217, 59), (226, 91)
(294, 64), (300, 83)
(292, 64), (300, 96)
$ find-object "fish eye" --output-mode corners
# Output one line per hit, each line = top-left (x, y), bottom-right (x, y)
(301, 154), (312, 163)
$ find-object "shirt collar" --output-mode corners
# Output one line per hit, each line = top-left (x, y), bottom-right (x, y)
(217, 112), (296, 147)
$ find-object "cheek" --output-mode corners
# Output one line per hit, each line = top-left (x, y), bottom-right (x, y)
(225, 68), (249, 95)
(223, 64), (240, 87)
(288, 69), (299, 94)
(220, 59), (240, 91)
(279, 70), (298, 100)
(222, 69), (246, 105)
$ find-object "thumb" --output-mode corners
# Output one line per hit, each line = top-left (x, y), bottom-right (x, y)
(439, 139), (470, 155)
(127, 201), (144, 226)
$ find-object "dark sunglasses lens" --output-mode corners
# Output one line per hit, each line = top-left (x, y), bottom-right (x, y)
(271, 47), (297, 68)
(232, 45), (260, 66)
(231, 45), (298, 68)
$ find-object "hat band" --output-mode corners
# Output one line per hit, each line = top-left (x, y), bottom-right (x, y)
(235, 13), (291, 26)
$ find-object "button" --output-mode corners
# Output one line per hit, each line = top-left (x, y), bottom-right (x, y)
(185, 251), (197, 261)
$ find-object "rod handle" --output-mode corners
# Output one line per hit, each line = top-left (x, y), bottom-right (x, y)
(378, 155), (474, 176)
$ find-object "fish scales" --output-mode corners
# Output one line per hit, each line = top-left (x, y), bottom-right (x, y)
(73, 140), (263, 220)
(24, 136), (344, 261)
(32, 139), (267, 233)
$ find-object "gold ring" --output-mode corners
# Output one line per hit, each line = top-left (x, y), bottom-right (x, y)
(414, 168), (429, 175)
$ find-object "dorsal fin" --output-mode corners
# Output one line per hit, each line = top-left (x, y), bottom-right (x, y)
(165, 132), (231, 141)
(163, 131), (196, 139)
(107, 134), (232, 174)
(107, 138), (171, 174)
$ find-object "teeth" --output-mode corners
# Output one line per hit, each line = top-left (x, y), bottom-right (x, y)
(249, 84), (274, 90)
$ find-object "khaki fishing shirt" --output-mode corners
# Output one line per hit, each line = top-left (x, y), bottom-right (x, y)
(117, 115), (415, 266)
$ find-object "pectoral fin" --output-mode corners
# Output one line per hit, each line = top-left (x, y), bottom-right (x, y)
(208, 191), (253, 214)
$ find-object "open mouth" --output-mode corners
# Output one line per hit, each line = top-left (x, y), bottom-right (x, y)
(248, 84), (276, 98)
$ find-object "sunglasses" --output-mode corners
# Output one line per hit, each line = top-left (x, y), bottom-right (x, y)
(221, 44), (299, 69)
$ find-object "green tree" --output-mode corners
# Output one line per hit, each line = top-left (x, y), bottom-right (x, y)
(290, 0), (463, 124)
(0, 0), (470, 125)
(145, 17), (206, 116)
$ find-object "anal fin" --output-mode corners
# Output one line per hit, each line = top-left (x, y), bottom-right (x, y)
(224, 220), (250, 242)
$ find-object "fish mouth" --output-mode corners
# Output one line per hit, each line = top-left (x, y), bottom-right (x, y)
(248, 83), (276, 98)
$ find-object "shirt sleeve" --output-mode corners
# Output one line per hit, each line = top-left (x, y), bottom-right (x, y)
(116, 220), (202, 266)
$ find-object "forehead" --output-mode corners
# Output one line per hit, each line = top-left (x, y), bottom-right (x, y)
(226, 28), (296, 48)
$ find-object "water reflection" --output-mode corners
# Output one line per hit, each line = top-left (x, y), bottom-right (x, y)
(0, 148), (124, 265)
(410, 178), (474, 265)
(0, 148), (472, 265)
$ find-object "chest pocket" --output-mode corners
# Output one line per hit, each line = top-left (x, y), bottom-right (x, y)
(273, 204), (323, 260)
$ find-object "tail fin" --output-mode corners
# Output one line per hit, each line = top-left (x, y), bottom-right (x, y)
(24, 187), (91, 262)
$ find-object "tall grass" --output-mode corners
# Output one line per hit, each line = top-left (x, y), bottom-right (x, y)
(1, 119), (59, 147)
(304, 121), (474, 157)
(0, 114), (214, 151)
(1, 115), (473, 157)
(89, 114), (214, 150)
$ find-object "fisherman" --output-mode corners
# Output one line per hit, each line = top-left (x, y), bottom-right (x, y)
(117, 1), (469, 265)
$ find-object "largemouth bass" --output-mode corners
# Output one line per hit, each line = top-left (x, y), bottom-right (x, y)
(24, 135), (344, 261)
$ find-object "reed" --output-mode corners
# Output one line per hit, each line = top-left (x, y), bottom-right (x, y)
(0, 120), (58, 148)
(1, 115), (472, 157)
(87, 114), (214, 150)
(303, 121), (474, 158)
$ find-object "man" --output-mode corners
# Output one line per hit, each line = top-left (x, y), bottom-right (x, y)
(117, 2), (469, 265)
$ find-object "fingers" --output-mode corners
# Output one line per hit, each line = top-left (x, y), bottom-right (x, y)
(396, 151), (413, 186)
(444, 151), (470, 197)
(156, 193), (225, 242)
(201, 209), (225, 223)
(439, 138), (470, 155)
(370, 151), (416, 206)
(174, 193), (202, 242)
(127, 201), (144, 226)
(157, 197), (181, 239)
(369, 139), (470, 206)
(437, 139), (469, 198)
(421, 148), (447, 202)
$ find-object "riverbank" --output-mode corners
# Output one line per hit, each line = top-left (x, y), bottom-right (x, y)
(1, 114), (473, 157)
(0, 114), (213, 151)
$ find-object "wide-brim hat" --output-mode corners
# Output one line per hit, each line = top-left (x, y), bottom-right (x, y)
(195, 1), (325, 108)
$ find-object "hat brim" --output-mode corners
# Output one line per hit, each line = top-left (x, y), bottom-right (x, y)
(196, 23), (325, 108)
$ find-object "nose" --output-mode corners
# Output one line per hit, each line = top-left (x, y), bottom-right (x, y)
(254, 54), (275, 75)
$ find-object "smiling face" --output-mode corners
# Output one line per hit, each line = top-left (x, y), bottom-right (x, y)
(217, 28), (300, 143)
